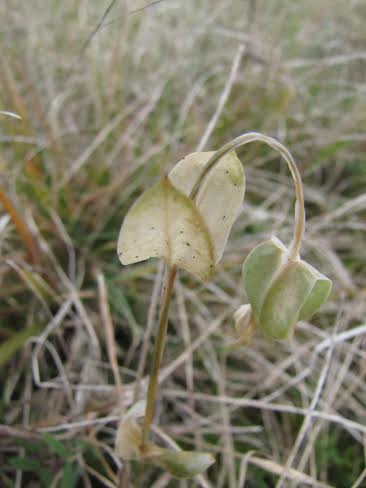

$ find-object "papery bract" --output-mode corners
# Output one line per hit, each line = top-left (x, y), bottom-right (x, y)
(118, 150), (245, 281)
(169, 151), (245, 262)
(118, 177), (215, 281)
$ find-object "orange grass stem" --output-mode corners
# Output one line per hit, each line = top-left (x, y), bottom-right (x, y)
(0, 188), (40, 266)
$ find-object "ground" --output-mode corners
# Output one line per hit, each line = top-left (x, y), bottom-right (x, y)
(0, 1), (366, 487)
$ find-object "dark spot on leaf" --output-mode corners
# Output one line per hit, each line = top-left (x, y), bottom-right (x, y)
(185, 242), (191, 247)
(179, 230), (184, 234)
(223, 215), (226, 220)
(225, 170), (229, 174)
(150, 226), (155, 230)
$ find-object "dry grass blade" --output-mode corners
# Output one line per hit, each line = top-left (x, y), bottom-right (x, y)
(196, 43), (245, 152)
(248, 456), (334, 488)
(1, 0), (365, 486)
(97, 271), (123, 405)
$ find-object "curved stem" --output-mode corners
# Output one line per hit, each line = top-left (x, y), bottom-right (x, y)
(141, 265), (177, 447)
(190, 132), (305, 260)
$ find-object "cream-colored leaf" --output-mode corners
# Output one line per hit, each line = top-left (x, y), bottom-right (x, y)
(169, 151), (245, 262)
(115, 401), (154, 461)
(124, 399), (147, 420)
(115, 418), (142, 460)
(117, 177), (215, 281)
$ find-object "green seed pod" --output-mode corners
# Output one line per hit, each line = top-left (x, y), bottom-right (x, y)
(242, 237), (332, 340)
(150, 448), (215, 479)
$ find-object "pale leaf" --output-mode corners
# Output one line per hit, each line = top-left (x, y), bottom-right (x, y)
(169, 151), (245, 262)
(124, 399), (147, 420)
(115, 418), (142, 460)
(118, 177), (215, 281)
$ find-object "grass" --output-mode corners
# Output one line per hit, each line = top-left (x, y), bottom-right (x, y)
(1, 0), (366, 486)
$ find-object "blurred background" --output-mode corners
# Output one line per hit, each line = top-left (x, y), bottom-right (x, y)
(1, 1), (366, 486)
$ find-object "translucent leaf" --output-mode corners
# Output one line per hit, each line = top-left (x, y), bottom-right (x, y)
(124, 399), (146, 420)
(115, 418), (142, 460)
(115, 400), (149, 460)
(242, 237), (287, 320)
(259, 261), (316, 340)
(151, 448), (215, 479)
(169, 151), (245, 262)
(298, 263), (332, 321)
(118, 177), (215, 281)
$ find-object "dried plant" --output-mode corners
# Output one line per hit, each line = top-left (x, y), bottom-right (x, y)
(116, 132), (331, 479)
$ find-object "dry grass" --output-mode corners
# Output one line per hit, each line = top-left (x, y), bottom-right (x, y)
(1, 1), (366, 486)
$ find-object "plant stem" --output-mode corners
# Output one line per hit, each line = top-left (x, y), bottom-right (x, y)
(190, 132), (305, 260)
(141, 265), (177, 446)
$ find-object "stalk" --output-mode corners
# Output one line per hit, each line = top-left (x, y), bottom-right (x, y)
(141, 265), (177, 446)
(190, 132), (305, 260)
(141, 132), (305, 445)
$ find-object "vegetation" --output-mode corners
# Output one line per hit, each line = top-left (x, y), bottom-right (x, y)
(1, 1), (366, 486)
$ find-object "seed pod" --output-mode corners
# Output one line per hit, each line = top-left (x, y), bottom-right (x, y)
(150, 448), (215, 479)
(242, 237), (332, 340)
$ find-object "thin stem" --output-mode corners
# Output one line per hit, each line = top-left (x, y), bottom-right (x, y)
(190, 132), (305, 260)
(141, 265), (178, 446)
